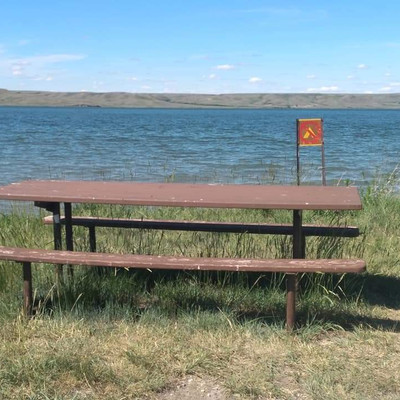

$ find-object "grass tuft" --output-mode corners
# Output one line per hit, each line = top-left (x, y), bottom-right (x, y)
(1, 175), (400, 398)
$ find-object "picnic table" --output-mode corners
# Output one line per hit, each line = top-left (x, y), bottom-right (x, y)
(0, 180), (365, 329)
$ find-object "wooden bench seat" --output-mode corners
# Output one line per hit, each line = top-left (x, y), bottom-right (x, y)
(0, 245), (366, 329)
(0, 246), (366, 273)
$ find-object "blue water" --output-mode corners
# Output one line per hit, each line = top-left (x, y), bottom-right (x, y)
(1, 107), (399, 187)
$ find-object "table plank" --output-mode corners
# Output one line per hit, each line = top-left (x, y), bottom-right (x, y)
(0, 180), (362, 210)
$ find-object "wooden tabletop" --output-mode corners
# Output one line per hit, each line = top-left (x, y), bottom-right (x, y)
(0, 180), (362, 210)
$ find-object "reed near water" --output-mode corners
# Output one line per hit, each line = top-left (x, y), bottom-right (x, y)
(0, 175), (399, 399)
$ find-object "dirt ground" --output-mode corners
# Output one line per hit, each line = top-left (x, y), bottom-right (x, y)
(157, 376), (232, 400)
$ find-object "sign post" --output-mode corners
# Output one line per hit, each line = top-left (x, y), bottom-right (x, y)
(296, 118), (326, 185)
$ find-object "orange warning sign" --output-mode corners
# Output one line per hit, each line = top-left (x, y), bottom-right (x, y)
(297, 118), (323, 146)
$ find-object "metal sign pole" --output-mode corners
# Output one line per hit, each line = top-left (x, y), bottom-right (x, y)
(321, 138), (326, 186)
(296, 120), (300, 186)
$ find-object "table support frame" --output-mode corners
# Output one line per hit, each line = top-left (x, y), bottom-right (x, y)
(287, 209), (304, 331)
(23, 261), (33, 316)
(64, 202), (74, 278)
(34, 201), (63, 281)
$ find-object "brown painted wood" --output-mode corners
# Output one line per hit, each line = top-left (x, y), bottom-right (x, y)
(0, 246), (366, 273)
(42, 216), (360, 238)
(0, 180), (362, 210)
(286, 274), (297, 331)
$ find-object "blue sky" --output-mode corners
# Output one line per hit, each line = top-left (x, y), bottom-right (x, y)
(0, 1), (399, 94)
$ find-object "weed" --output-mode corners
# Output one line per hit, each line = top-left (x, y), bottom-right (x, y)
(1, 175), (400, 398)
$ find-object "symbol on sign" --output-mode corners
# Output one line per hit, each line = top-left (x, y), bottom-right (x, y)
(303, 127), (317, 139)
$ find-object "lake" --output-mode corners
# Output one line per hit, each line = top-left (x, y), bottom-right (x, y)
(1, 107), (399, 187)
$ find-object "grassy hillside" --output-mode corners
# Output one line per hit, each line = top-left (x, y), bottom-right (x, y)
(1, 88), (400, 109)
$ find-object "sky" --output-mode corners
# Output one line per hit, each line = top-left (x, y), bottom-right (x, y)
(0, 1), (399, 94)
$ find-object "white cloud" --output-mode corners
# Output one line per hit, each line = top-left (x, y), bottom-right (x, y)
(237, 7), (327, 22)
(0, 53), (86, 81)
(27, 54), (86, 64)
(91, 80), (104, 90)
(384, 42), (400, 48)
(18, 39), (31, 46)
(209, 74), (216, 79)
(307, 86), (339, 92)
(190, 54), (210, 61)
(357, 64), (367, 69)
(216, 64), (235, 70)
(347, 75), (354, 79)
(12, 66), (23, 76)
(379, 82), (400, 92)
(1, 53), (84, 66)
(238, 7), (301, 17)
(249, 77), (262, 83)
(2, 54), (86, 70)
(33, 75), (53, 81)
(306, 74), (316, 79)
(322, 86), (339, 91)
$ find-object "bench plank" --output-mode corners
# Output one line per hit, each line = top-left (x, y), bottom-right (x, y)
(43, 216), (360, 237)
(0, 246), (366, 273)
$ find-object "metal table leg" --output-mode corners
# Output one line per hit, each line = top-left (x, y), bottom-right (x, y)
(64, 202), (74, 278)
(287, 209), (304, 331)
(34, 201), (63, 281)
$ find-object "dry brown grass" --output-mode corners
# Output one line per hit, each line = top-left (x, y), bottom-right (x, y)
(1, 184), (400, 399)
(1, 308), (400, 399)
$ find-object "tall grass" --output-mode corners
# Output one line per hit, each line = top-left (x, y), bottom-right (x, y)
(1, 176), (400, 398)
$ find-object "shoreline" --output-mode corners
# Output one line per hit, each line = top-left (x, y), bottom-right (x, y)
(1, 89), (400, 109)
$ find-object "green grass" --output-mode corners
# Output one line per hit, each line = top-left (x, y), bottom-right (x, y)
(1, 178), (400, 399)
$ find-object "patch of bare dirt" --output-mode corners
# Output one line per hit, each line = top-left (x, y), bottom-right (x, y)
(156, 376), (232, 400)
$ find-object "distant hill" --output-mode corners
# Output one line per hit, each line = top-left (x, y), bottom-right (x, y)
(1, 89), (400, 109)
